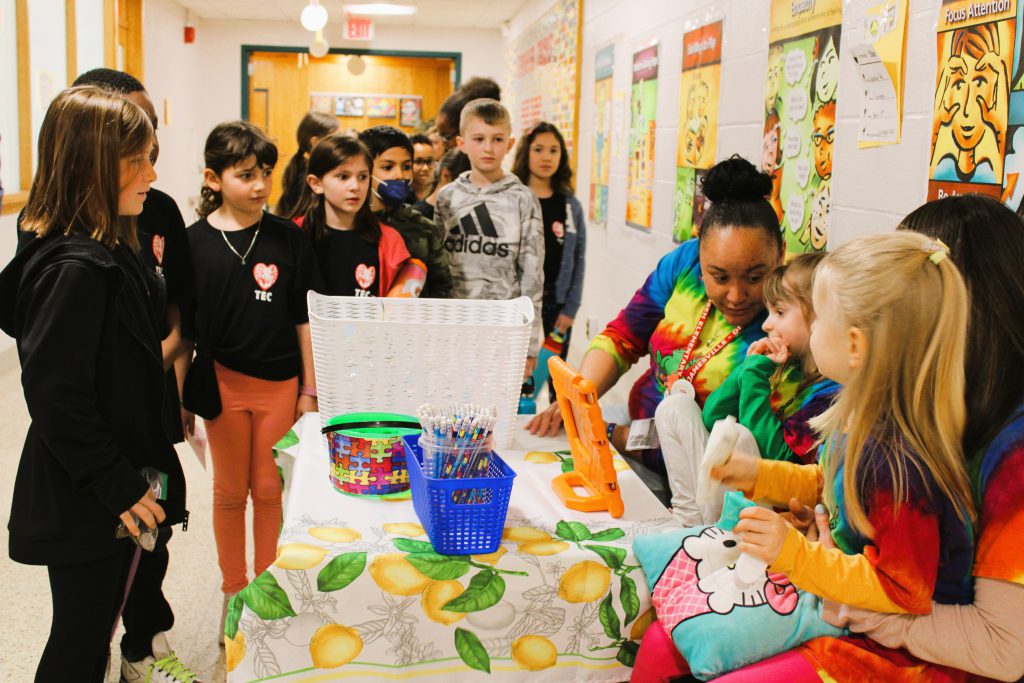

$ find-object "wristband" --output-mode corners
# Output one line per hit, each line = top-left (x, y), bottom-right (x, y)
(606, 422), (617, 444)
(299, 385), (318, 398)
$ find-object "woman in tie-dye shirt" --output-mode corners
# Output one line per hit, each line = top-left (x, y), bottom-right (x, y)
(527, 156), (788, 474)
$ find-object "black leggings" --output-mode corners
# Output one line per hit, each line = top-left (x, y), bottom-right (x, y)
(36, 529), (175, 682)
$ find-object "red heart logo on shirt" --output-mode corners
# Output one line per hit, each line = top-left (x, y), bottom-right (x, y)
(355, 264), (376, 290)
(253, 263), (278, 291)
(152, 235), (165, 265)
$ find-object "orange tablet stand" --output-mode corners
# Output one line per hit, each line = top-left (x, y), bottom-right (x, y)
(548, 357), (625, 518)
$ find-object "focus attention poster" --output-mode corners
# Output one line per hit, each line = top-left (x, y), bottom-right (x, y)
(763, 0), (842, 254)
(928, 0), (1024, 211)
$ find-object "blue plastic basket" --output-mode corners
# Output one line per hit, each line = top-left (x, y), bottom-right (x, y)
(404, 434), (516, 555)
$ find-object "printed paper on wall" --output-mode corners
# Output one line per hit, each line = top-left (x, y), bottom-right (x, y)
(626, 44), (659, 230)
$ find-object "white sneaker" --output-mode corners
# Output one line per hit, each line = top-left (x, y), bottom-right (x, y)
(120, 632), (201, 683)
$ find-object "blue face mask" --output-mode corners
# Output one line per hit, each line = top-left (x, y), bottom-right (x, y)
(372, 176), (410, 207)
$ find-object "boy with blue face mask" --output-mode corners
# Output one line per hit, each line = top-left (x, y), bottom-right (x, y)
(358, 126), (452, 298)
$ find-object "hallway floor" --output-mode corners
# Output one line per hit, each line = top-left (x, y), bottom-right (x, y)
(0, 364), (230, 681)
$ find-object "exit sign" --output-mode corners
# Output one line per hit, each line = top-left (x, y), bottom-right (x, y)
(346, 16), (374, 41)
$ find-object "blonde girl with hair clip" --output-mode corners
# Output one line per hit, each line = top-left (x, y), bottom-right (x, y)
(711, 231), (977, 681)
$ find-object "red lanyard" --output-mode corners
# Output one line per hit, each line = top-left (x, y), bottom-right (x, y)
(674, 301), (743, 384)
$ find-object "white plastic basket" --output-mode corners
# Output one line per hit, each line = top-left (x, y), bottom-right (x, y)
(308, 293), (534, 450)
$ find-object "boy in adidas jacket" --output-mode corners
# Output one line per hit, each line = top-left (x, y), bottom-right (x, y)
(436, 98), (545, 363)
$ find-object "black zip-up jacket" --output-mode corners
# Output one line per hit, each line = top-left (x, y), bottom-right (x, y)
(0, 232), (186, 565)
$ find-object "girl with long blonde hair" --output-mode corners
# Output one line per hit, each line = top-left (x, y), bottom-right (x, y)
(713, 231), (976, 681)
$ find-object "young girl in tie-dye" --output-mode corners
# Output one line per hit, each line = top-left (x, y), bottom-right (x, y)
(656, 253), (839, 525)
(588, 156), (794, 473)
(712, 232), (976, 683)
(811, 195), (1024, 682)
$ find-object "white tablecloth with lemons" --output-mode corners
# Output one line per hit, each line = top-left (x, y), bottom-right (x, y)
(226, 413), (677, 682)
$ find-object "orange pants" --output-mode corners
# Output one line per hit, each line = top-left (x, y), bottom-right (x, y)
(206, 362), (297, 594)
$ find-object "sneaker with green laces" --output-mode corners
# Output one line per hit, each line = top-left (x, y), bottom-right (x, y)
(120, 632), (201, 683)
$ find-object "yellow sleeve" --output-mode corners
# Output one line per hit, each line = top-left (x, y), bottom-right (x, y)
(750, 459), (823, 508)
(771, 526), (909, 614)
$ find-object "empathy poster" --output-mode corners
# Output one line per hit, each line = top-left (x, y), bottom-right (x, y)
(763, 0), (842, 254)
(674, 20), (723, 243)
(626, 44), (659, 230)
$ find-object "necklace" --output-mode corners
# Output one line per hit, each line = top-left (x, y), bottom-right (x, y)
(220, 212), (262, 265)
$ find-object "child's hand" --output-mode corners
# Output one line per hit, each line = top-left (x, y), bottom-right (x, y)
(524, 356), (537, 380)
(780, 497), (818, 540)
(746, 338), (777, 357)
(295, 394), (318, 421)
(120, 489), (165, 538)
(765, 339), (791, 365)
(734, 506), (789, 565)
(709, 450), (760, 492)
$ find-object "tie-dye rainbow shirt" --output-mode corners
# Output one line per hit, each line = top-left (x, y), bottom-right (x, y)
(589, 239), (778, 471)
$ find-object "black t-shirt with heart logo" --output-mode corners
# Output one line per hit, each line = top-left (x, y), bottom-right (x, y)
(538, 192), (566, 298)
(185, 212), (322, 381)
(312, 228), (381, 297)
(136, 188), (195, 318)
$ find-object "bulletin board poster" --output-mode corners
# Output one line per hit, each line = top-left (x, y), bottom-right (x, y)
(928, 0), (1018, 205)
(590, 45), (615, 226)
(626, 45), (659, 230)
(764, 0), (842, 254)
(673, 20), (723, 243)
(505, 0), (581, 163)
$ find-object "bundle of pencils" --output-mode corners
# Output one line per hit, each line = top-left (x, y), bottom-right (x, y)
(416, 403), (496, 485)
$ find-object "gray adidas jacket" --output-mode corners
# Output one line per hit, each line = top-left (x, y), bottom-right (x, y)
(436, 172), (544, 356)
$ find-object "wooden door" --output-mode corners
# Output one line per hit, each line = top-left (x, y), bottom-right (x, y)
(246, 51), (455, 208)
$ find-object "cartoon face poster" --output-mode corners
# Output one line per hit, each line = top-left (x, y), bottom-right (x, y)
(929, 1), (1019, 204)
(674, 20), (723, 243)
(763, 0), (842, 254)
(591, 45), (614, 226)
(626, 44), (659, 230)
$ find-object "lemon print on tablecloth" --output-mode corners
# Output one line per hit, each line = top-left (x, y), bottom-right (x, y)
(382, 522), (426, 537)
(369, 553), (433, 595)
(421, 580), (466, 624)
(511, 635), (558, 671)
(524, 451), (560, 464)
(310, 623), (363, 668)
(466, 600), (516, 630)
(518, 540), (570, 556)
(225, 631), (245, 672)
(274, 543), (328, 570)
(471, 547), (507, 565)
(308, 527), (362, 543)
(502, 526), (551, 543)
(558, 560), (611, 603)
(630, 607), (657, 640)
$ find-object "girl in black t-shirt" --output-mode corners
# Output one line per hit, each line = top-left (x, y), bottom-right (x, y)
(296, 134), (411, 297)
(185, 121), (320, 605)
(512, 122), (587, 398)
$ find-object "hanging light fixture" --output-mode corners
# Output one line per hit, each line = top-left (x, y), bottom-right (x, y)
(301, 0), (329, 31)
(310, 29), (330, 58)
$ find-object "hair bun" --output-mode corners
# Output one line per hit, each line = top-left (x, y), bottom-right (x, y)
(702, 155), (773, 203)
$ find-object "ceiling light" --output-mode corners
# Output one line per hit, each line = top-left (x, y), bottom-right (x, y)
(343, 3), (418, 16)
(310, 29), (330, 58)
(301, 0), (329, 31)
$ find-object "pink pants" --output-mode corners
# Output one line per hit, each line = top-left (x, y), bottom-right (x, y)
(206, 362), (297, 594)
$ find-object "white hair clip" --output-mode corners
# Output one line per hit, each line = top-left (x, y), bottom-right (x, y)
(924, 239), (949, 265)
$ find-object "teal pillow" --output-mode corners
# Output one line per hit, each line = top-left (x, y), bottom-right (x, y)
(633, 500), (844, 679)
